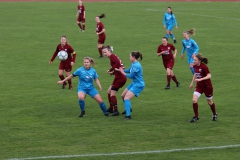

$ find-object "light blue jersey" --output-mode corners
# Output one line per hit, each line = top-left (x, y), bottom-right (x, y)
(124, 61), (145, 88)
(73, 67), (98, 90)
(181, 38), (200, 74)
(181, 38), (199, 60)
(163, 12), (178, 31)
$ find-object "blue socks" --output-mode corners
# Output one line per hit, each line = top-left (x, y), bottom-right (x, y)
(78, 100), (85, 111)
(99, 102), (107, 114)
(124, 100), (131, 116)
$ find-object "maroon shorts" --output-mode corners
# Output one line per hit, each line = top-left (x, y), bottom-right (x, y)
(163, 59), (174, 70)
(112, 77), (127, 89)
(195, 85), (213, 98)
(59, 61), (72, 72)
(98, 34), (106, 44)
(77, 16), (85, 23)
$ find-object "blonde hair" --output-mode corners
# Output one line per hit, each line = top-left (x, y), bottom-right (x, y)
(84, 57), (95, 66)
(184, 28), (196, 36)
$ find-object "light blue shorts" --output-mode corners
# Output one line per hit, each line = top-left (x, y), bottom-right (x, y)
(127, 83), (145, 97)
(166, 24), (173, 31)
(78, 87), (99, 98)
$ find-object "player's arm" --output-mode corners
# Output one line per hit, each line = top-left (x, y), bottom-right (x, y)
(173, 14), (178, 28)
(83, 10), (85, 19)
(76, 10), (79, 17)
(189, 74), (196, 89)
(173, 48), (177, 58)
(192, 40), (200, 55)
(181, 41), (186, 59)
(94, 78), (102, 92)
(57, 74), (74, 84)
(49, 47), (59, 63)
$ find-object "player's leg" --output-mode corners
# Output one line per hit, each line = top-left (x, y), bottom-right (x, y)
(91, 88), (108, 116)
(170, 62), (180, 87)
(190, 89), (202, 123)
(204, 88), (217, 121)
(78, 91), (86, 117)
(58, 63), (67, 89)
(97, 43), (103, 58)
(188, 57), (195, 75)
(82, 18), (85, 31)
(107, 85), (114, 113)
(165, 67), (171, 89)
(123, 90), (135, 119)
(65, 63), (73, 89)
(77, 16), (82, 31)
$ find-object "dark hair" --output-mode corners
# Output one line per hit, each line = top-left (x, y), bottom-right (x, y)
(162, 37), (168, 41)
(168, 7), (173, 15)
(195, 54), (208, 64)
(98, 13), (106, 19)
(102, 45), (112, 52)
(131, 51), (143, 61)
(184, 28), (196, 36)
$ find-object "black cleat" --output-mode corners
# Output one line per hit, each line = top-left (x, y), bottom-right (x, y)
(190, 116), (199, 123)
(111, 111), (120, 116)
(176, 82), (180, 87)
(212, 114), (217, 121)
(104, 113), (109, 117)
(174, 39), (177, 44)
(107, 108), (113, 113)
(121, 109), (132, 114)
(62, 82), (67, 89)
(99, 56), (103, 58)
(165, 85), (170, 89)
(79, 111), (85, 117)
(123, 116), (131, 120)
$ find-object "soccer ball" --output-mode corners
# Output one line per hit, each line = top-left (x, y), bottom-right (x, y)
(57, 51), (68, 61)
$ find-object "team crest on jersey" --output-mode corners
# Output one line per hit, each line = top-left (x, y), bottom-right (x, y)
(168, 47), (170, 50)
(65, 49), (67, 51)
(199, 69), (202, 72)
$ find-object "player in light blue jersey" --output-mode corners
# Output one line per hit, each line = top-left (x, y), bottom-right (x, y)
(115, 51), (145, 120)
(181, 28), (200, 75)
(57, 57), (109, 117)
(163, 7), (178, 44)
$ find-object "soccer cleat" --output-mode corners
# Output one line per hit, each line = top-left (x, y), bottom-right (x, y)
(82, 30), (85, 32)
(190, 116), (199, 123)
(79, 111), (85, 117)
(99, 56), (103, 58)
(212, 114), (217, 121)
(69, 86), (73, 90)
(62, 82), (67, 89)
(121, 108), (132, 114)
(111, 111), (119, 116)
(174, 39), (177, 44)
(123, 116), (131, 120)
(165, 85), (170, 89)
(107, 108), (113, 113)
(104, 113), (109, 117)
(176, 82), (180, 87)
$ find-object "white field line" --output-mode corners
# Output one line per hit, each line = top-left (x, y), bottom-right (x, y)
(7, 144), (240, 160)
(146, 9), (240, 21)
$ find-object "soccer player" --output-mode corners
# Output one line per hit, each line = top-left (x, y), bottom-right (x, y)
(115, 51), (145, 120)
(95, 13), (106, 58)
(57, 57), (109, 117)
(181, 28), (200, 75)
(102, 45), (127, 116)
(163, 7), (178, 44)
(189, 54), (217, 123)
(157, 37), (180, 89)
(76, 0), (86, 32)
(49, 35), (76, 90)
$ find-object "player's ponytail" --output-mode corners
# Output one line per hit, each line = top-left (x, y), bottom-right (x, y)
(131, 51), (143, 61)
(103, 45), (112, 52)
(196, 54), (208, 64)
(184, 28), (196, 36)
(98, 13), (106, 19)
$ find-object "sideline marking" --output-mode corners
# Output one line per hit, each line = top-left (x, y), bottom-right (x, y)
(146, 9), (240, 21)
(8, 144), (240, 160)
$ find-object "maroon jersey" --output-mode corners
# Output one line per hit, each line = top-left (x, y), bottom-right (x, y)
(194, 63), (212, 88)
(77, 5), (85, 17)
(157, 44), (175, 62)
(50, 44), (76, 63)
(108, 54), (125, 78)
(96, 22), (105, 37)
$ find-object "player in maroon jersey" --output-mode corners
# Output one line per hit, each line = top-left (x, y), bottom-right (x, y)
(76, 0), (86, 32)
(157, 37), (180, 89)
(189, 54), (217, 123)
(103, 45), (127, 116)
(95, 13), (106, 58)
(49, 35), (76, 89)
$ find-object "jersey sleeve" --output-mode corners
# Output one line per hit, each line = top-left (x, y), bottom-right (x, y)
(73, 68), (81, 77)
(163, 13), (166, 26)
(181, 41), (186, 54)
(125, 64), (139, 79)
(203, 65), (210, 75)
(50, 46), (59, 61)
(93, 69), (99, 79)
(172, 14), (178, 26)
(191, 39), (200, 54)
